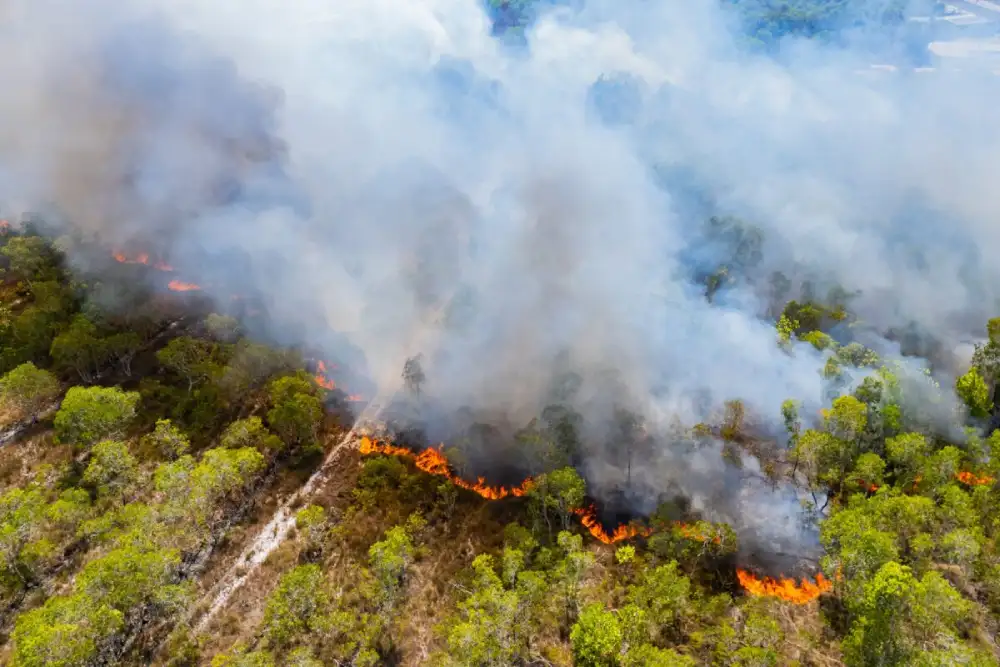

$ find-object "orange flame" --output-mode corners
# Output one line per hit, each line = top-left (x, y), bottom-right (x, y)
(360, 436), (533, 500)
(0, 219), (9, 234)
(112, 251), (174, 272)
(736, 569), (832, 604)
(573, 505), (652, 544)
(856, 479), (879, 493)
(956, 471), (995, 486)
(167, 280), (201, 292)
(312, 360), (337, 390)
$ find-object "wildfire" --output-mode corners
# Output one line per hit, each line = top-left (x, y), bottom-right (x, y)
(359, 436), (534, 500)
(313, 360), (337, 390)
(573, 505), (653, 544)
(0, 219), (9, 234)
(956, 471), (995, 486)
(167, 280), (201, 292)
(113, 251), (174, 271)
(736, 569), (833, 604)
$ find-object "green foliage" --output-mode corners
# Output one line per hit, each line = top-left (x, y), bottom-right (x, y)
(220, 416), (281, 452)
(368, 525), (414, 608)
(49, 315), (108, 383)
(140, 418), (190, 459)
(570, 603), (622, 667)
(0, 362), (60, 416)
(842, 562), (973, 667)
(625, 561), (692, 643)
(956, 367), (992, 417)
(156, 337), (222, 393)
(527, 466), (586, 534)
(266, 375), (322, 450)
(263, 564), (330, 647)
(82, 440), (139, 499)
(53, 385), (139, 449)
(445, 554), (524, 665)
(1, 235), (61, 284)
(11, 592), (123, 667)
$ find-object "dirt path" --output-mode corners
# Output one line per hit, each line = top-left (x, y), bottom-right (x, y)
(190, 390), (392, 632)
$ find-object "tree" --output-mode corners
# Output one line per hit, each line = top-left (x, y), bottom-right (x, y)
(220, 416), (281, 452)
(570, 604), (622, 667)
(53, 386), (139, 449)
(267, 394), (322, 450)
(263, 564), (330, 647)
(445, 554), (522, 665)
(842, 562), (973, 667)
(76, 545), (187, 615)
(204, 313), (241, 342)
(956, 367), (992, 418)
(528, 466), (586, 534)
(625, 561), (692, 644)
(83, 440), (139, 499)
(104, 332), (142, 377)
(266, 377), (322, 450)
(368, 525), (414, 609)
(156, 337), (220, 393)
(0, 362), (59, 417)
(49, 315), (108, 383)
(11, 592), (123, 667)
(402, 355), (426, 396)
(140, 419), (190, 459)
(1, 236), (60, 284)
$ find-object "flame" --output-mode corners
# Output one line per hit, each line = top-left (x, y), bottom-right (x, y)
(360, 436), (533, 500)
(112, 251), (174, 271)
(736, 569), (832, 604)
(956, 471), (994, 486)
(573, 505), (652, 544)
(0, 219), (9, 234)
(856, 479), (879, 493)
(312, 360), (338, 390)
(167, 280), (201, 292)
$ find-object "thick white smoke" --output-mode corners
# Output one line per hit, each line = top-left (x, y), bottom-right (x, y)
(0, 0), (994, 553)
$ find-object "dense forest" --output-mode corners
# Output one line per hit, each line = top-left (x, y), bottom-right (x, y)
(1, 210), (1000, 667)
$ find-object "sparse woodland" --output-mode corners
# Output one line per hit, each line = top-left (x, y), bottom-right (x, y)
(1, 221), (999, 667)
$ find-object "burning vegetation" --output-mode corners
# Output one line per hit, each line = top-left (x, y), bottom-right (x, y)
(359, 434), (832, 603)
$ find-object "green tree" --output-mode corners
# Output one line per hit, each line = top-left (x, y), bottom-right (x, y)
(49, 315), (109, 383)
(140, 419), (190, 459)
(204, 313), (241, 342)
(842, 562), (973, 667)
(263, 564), (330, 647)
(266, 379), (322, 450)
(0, 362), (60, 417)
(220, 416), (282, 452)
(956, 367), (992, 417)
(157, 337), (221, 393)
(625, 561), (692, 644)
(83, 440), (139, 499)
(104, 332), (142, 377)
(1, 236), (60, 284)
(528, 466), (586, 535)
(571, 603), (623, 667)
(368, 525), (414, 609)
(446, 554), (523, 665)
(53, 386), (139, 449)
(11, 592), (123, 667)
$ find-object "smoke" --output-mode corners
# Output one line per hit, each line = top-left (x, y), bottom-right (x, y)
(0, 0), (995, 557)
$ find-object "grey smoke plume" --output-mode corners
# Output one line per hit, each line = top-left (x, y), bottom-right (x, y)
(0, 0), (994, 555)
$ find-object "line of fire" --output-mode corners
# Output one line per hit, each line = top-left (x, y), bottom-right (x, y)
(107, 245), (996, 606)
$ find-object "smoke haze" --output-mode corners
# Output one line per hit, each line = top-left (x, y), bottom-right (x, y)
(0, 0), (995, 557)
